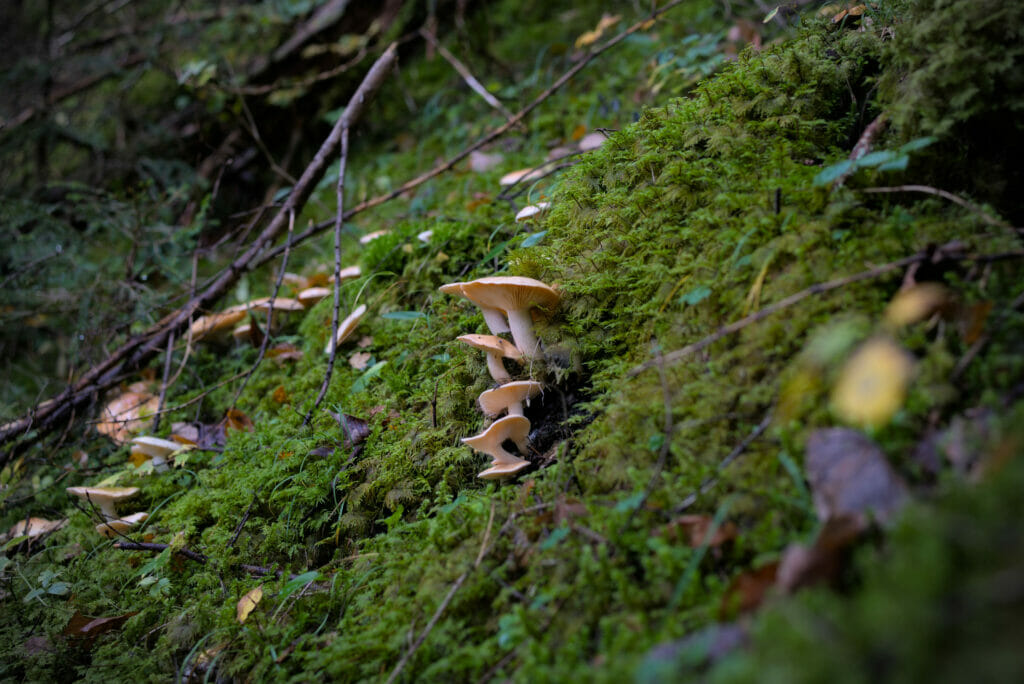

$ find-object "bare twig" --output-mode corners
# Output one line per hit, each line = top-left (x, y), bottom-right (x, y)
(152, 331), (175, 433)
(112, 541), (296, 579)
(386, 501), (496, 684)
(420, 28), (516, 123)
(254, 0), (686, 268)
(862, 185), (1011, 229)
(228, 489), (262, 549)
(834, 112), (887, 188)
(0, 44), (398, 458)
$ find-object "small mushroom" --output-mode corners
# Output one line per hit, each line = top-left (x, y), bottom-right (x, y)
(478, 380), (543, 418)
(6, 517), (67, 541)
(457, 334), (523, 384)
(131, 436), (182, 471)
(439, 282), (511, 335)
(359, 230), (390, 244)
(325, 304), (368, 355)
(515, 202), (550, 222)
(298, 287), (331, 308)
(462, 415), (531, 480)
(577, 131), (608, 151)
(95, 512), (149, 539)
(66, 486), (140, 520)
(459, 277), (559, 360)
(328, 265), (363, 283)
(190, 309), (247, 342)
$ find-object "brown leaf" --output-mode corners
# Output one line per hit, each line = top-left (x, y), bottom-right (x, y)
(805, 428), (909, 525)
(224, 408), (254, 433)
(960, 300), (993, 345)
(553, 495), (588, 526)
(246, 312), (266, 348)
(349, 351), (372, 370)
(662, 515), (738, 548)
(63, 611), (137, 650)
(266, 342), (304, 364)
(719, 562), (779, 619)
(171, 421), (226, 450)
(327, 411), (370, 447)
(273, 386), (290, 404)
(775, 514), (866, 593)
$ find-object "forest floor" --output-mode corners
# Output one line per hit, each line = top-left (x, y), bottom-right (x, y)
(1, 0), (1023, 681)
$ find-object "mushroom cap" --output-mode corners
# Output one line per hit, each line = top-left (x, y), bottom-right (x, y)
(96, 390), (158, 444)
(298, 287), (331, 308)
(478, 460), (530, 479)
(130, 436), (181, 459)
(578, 131), (608, 151)
(478, 380), (544, 418)
(359, 230), (390, 244)
(190, 310), (247, 341)
(499, 167), (547, 186)
(328, 265), (363, 283)
(514, 202), (551, 222)
(439, 282), (511, 335)
(7, 517), (66, 539)
(459, 277), (559, 318)
(249, 297), (305, 313)
(456, 334), (523, 361)
(325, 304), (368, 354)
(461, 414), (531, 455)
(95, 512), (149, 539)
(66, 486), (140, 503)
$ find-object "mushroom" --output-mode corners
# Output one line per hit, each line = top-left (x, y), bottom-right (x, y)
(66, 486), (140, 520)
(478, 380), (543, 418)
(457, 334), (523, 384)
(359, 230), (390, 244)
(461, 415), (531, 480)
(439, 282), (511, 335)
(96, 389), (159, 444)
(298, 287), (331, 308)
(131, 436), (182, 471)
(190, 309), (247, 343)
(324, 304), (368, 355)
(577, 131), (608, 151)
(95, 512), (149, 539)
(328, 265), (363, 283)
(515, 202), (551, 222)
(6, 517), (67, 541)
(459, 277), (559, 360)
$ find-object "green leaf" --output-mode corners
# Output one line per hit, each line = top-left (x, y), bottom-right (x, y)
(680, 285), (712, 306)
(539, 526), (570, 551)
(856, 150), (897, 168)
(615, 491), (646, 512)
(281, 571), (321, 599)
(813, 159), (854, 186)
(481, 240), (509, 262)
(22, 587), (44, 603)
(381, 310), (427, 321)
(47, 582), (70, 596)
(898, 136), (937, 154)
(520, 231), (547, 248)
(763, 6), (779, 23)
(350, 361), (387, 395)
(877, 156), (909, 172)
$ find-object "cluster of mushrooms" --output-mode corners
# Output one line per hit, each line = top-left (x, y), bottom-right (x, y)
(441, 276), (559, 479)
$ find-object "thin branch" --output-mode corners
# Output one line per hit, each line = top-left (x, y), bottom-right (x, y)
(420, 28), (516, 123)
(254, 0), (687, 269)
(151, 331), (175, 433)
(0, 44), (398, 458)
(862, 185), (1011, 229)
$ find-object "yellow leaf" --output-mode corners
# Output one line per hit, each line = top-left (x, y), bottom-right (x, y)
(884, 283), (948, 327)
(237, 585), (263, 623)
(831, 337), (913, 428)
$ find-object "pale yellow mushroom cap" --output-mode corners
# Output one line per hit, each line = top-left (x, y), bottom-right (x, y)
(439, 282), (511, 335)
(130, 436), (181, 459)
(66, 486), (140, 520)
(456, 334), (523, 360)
(7, 517), (67, 540)
(462, 414), (531, 458)
(298, 287), (331, 308)
(478, 380), (543, 418)
(95, 512), (149, 539)
(460, 277), (559, 315)
(325, 304), (368, 354)
(190, 310), (247, 341)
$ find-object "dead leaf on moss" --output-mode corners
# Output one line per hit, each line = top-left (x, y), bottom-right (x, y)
(328, 411), (370, 447)
(831, 337), (914, 428)
(266, 342), (304, 364)
(662, 514), (738, 548)
(237, 585), (263, 623)
(775, 513), (866, 592)
(349, 351), (372, 370)
(224, 408), (254, 433)
(805, 428), (909, 525)
(719, 562), (779, 619)
(63, 611), (137, 650)
(273, 386), (290, 404)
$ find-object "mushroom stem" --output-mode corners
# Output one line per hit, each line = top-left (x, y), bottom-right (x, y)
(485, 352), (513, 384)
(480, 307), (511, 335)
(506, 309), (542, 361)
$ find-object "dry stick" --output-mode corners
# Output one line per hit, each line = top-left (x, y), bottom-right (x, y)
(232, 209), (296, 407)
(305, 123), (351, 426)
(0, 44), (398, 458)
(253, 0), (687, 269)
(385, 502), (496, 684)
(674, 410), (773, 513)
(862, 185), (1011, 229)
(111, 541), (294, 578)
(627, 253), (928, 378)
(420, 28), (517, 123)
(151, 331), (175, 433)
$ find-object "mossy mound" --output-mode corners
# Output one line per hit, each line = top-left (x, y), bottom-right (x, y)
(2, 1), (1022, 681)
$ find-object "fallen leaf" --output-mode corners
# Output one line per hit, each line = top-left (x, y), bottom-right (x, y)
(357, 335), (373, 348)
(273, 386), (290, 404)
(570, 124), (587, 141)
(245, 312), (266, 348)
(171, 421), (226, 450)
(266, 342), (304, 364)
(662, 514), (738, 548)
(349, 351), (372, 370)
(884, 283), (949, 327)
(831, 336), (914, 428)
(224, 408), (254, 433)
(574, 13), (620, 48)
(804, 428), (909, 525)
(23, 635), (55, 655)
(960, 300), (993, 345)
(96, 390), (158, 445)
(469, 150), (503, 173)
(775, 514), (866, 592)
(719, 562), (779, 619)
(327, 411), (370, 447)
(63, 611), (137, 650)
(237, 585), (263, 623)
